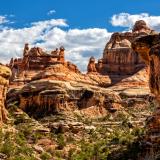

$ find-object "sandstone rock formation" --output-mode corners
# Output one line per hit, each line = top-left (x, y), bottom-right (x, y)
(0, 64), (11, 123)
(8, 80), (122, 118)
(8, 44), (116, 118)
(132, 20), (152, 34)
(9, 44), (81, 86)
(88, 20), (153, 76)
(132, 33), (160, 155)
(87, 56), (97, 73)
(132, 34), (160, 101)
(7, 60), (151, 120)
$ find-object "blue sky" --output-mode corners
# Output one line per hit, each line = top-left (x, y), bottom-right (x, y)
(0, 0), (160, 71)
(1, 0), (160, 30)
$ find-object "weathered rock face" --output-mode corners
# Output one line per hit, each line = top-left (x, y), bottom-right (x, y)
(132, 34), (160, 101)
(87, 56), (97, 73)
(8, 44), (116, 118)
(7, 22), (152, 119)
(132, 20), (152, 34)
(7, 80), (121, 118)
(0, 64), (11, 123)
(9, 44), (81, 86)
(8, 59), (151, 119)
(132, 33), (160, 154)
(8, 63), (151, 120)
(90, 20), (153, 76)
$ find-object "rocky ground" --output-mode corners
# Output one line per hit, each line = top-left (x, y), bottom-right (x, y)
(0, 90), (155, 160)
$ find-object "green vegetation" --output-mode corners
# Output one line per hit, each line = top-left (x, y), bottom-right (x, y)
(0, 129), (35, 160)
(40, 152), (52, 160)
(2, 100), (155, 159)
(56, 133), (66, 149)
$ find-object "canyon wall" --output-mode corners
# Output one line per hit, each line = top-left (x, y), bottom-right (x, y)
(132, 33), (160, 154)
(87, 20), (155, 76)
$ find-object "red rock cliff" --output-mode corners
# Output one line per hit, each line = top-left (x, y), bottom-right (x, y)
(132, 33), (160, 154)
(9, 45), (81, 87)
(87, 20), (154, 76)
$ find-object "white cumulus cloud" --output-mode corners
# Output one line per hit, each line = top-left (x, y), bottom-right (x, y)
(47, 10), (56, 16)
(111, 13), (160, 31)
(0, 15), (9, 24)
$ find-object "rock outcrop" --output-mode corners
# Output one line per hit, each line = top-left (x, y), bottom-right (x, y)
(132, 34), (160, 101)
(132, 33), (160, 155)
(132, 20), (152, 34)
(8, 80), (122, 118)
(9, 44), (81, 86)
(0, 64), (11, 123)
(7, 60), (151, 119)
(3, 20), (156, 159)
(87, 20), (153, 77)
(101, 20), (153, 75)
(8, 44), (115, 118)
(87, 56), (97, 74)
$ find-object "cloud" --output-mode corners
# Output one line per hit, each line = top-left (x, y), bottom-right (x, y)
(47, 10), (56, 16)
(111, 13), (160, 31)
(0, 15), (9, 24)
(0, 18), (111, 72)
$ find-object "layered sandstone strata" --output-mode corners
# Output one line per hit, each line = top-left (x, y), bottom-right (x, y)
(7, 59), (151, 119)
(0, 64), (11, 123)
(87, 20), (154, 75)
(8, 45), (115, 117)
(132, 34), (160, 101)
(8, 79), (122, 118)
(132, 33), (160, 154)
(9, 44), (81, 86)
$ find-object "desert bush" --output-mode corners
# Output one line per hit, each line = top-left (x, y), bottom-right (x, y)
(57, 133), (66, 150)
(40, 152), (52, 160)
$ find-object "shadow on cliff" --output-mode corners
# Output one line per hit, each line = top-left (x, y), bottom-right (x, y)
(102, 65), (146, 87)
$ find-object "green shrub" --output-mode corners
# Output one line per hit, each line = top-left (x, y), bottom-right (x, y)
(57, 134), (66, 149)
(16, 132), (26, 145)
(0, 132), (15, 157)
(16, 145), (33, 156)
(32, 132), (44, 143)
(70, 139), (109, 160)
(40, 152), (52, 160)
(12, 155), (35, 160)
